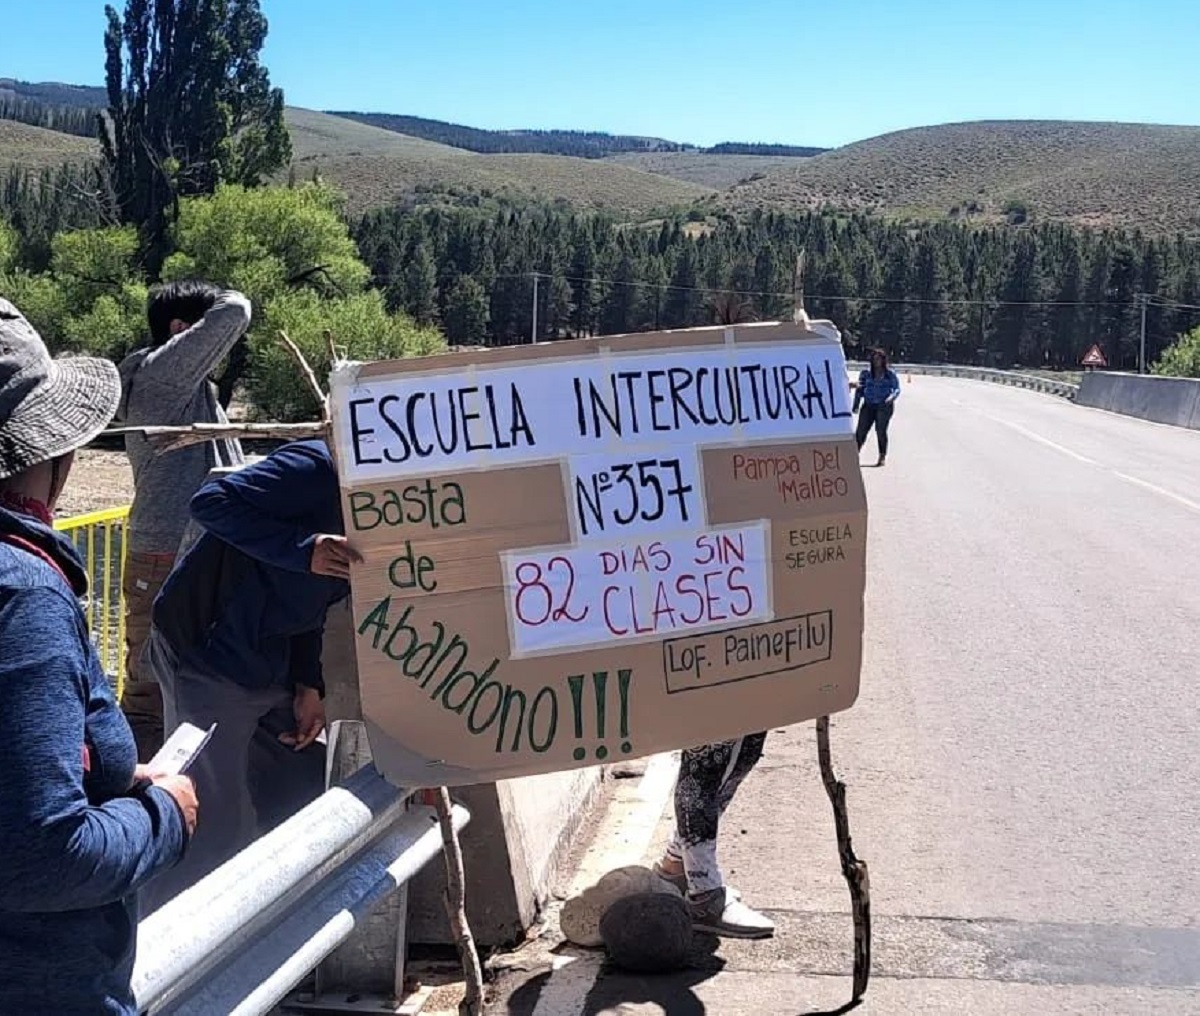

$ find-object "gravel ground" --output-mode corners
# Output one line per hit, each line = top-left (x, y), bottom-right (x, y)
(59, 450), (136, 518)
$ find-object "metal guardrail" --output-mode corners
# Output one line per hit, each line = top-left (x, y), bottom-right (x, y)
(56, 504), (131, 693)
(134, 763), (469, 1016)
(847, 361), (1080, 400)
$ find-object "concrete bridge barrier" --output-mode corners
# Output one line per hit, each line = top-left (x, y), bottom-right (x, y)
(1076, 371), (1200, 430)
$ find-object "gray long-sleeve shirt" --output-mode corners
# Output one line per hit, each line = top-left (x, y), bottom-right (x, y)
(116, 291), (250, 557)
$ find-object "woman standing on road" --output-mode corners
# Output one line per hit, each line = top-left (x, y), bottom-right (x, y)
(853, 348), (901, 466)
(0, 298), (198, 1015)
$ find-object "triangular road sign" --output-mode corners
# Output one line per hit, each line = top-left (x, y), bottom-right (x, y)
(1080, 344), (1108, 368)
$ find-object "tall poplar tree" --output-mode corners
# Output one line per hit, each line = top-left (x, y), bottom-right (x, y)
(101, 0), (291, 272)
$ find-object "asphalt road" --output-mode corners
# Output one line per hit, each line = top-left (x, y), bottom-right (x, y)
(489, 377), (1200, 1015)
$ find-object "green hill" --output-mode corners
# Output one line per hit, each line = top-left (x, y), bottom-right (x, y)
(283, 108), (711, 215)
(5, 94), (1200, 233)
(721, 120), (1200, 233)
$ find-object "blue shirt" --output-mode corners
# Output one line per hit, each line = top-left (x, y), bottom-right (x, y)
(153, 440), (349, 694)
(856, 368), (901, 406)
(0, 506), (186, 1016)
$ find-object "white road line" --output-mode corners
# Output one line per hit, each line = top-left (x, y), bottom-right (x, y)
(979, 411), (1097, 464)
(979, 408), (1200, 515)
(1111, 471), (1200, 515)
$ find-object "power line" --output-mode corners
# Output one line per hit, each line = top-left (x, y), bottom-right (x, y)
(372, 268), (1181, 310)
(1142, 293), (1200, 312)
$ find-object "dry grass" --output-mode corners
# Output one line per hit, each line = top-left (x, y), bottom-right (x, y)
(9, 110), (1200, 231)
(284, 108), (712, 215)
(606, 151), (804, 188)
(0, 119), (97, 169)
(722, 120), (1200, 234)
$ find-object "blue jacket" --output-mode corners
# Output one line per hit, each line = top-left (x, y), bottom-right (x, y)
(0, 505), (187, 1016)
(153, 440), (349, 694)
(855, 368), (901, 407)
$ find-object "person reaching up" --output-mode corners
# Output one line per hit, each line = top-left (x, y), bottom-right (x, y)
(115, 282), (251, 760)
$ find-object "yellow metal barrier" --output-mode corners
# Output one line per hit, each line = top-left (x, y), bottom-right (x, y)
(55, 505), (131, 697)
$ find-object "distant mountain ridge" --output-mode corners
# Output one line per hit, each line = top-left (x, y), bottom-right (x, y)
(4, 80), (1200, 232)
(0, 79), (106, 108)
(0, 81), (823, 160)
(326, 111), (825, 159)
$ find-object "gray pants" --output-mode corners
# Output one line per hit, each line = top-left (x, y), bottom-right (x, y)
(140, 627), (326, 915)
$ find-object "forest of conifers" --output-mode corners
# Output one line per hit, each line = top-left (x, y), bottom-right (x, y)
(354, 202), (1200, 369)
(4, 161), (1199, 371)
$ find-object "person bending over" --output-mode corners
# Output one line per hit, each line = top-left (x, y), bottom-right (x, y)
(140, 439), (359, 913)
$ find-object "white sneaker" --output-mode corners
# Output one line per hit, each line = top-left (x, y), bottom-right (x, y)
(689, 886), (775, 939)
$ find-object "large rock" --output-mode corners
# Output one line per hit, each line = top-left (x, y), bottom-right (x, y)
(600, 893), (693, 973)
(560, 865), (682, 948)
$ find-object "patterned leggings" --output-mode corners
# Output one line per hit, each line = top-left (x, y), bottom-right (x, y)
(665, 733), (768, 894)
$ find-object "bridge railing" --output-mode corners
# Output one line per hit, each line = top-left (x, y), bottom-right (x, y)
(848, 361), (1080, 400)
(56, 505), (131, 696)
(133, 756), (469, 1016)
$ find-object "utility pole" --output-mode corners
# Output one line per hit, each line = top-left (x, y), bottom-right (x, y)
(530, 272), (540, 344)
(1138, 292), (1148, 374)
(792, 250), (807, 323)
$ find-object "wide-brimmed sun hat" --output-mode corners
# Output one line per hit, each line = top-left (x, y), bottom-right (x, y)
(0, 297), (121, 480)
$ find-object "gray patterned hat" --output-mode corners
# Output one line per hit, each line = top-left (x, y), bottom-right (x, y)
(0, 297), (121, 480)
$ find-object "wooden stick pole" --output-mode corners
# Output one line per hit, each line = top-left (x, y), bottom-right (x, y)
(278, 329), (328, 415)
(434, 787), (484, 1016)
(104, 421), (329, 452)
(816, 715), (871, 1002)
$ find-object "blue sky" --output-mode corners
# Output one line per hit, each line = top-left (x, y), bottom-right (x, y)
(5, 0), (1198, 147)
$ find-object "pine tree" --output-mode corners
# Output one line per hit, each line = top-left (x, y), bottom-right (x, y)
(904, 238), (957, 362)
(992, 233), (1043, 365)
(599, 251), (639, 335)
(751, 242), (788, 320)
(1103, 246), (1139, 368)
(569, 228), (600, 336)
(443, 275), (490, 346)
(1047, 230), (1084, 367)
(101, 0), (291, 272)
(402, 242), (439, 325)
(865, 240), (909, 357)
(663, 245), (703, 328)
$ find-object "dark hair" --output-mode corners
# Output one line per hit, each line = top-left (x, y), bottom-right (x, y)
(868, 347), (890, 373)
(146, 281), (220, 345)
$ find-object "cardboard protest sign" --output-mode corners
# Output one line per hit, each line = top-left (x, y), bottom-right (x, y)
(329, 321), (867, 787)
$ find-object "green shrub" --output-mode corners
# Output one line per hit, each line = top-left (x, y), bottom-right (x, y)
(61, 289), (149, 360)
(1152, 325), (1200, 379)
(0, 270), (68, 349)
(0, 219), (17, 274)
(249, 289), (444, 421)
(163, 183), (369, 305)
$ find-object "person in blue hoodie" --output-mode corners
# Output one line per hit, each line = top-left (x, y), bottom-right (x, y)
(140, 438), (359, 912)
(0, 297), (198, 1015)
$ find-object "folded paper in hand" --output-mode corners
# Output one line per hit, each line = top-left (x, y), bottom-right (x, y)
(147, 722), (216, 776)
